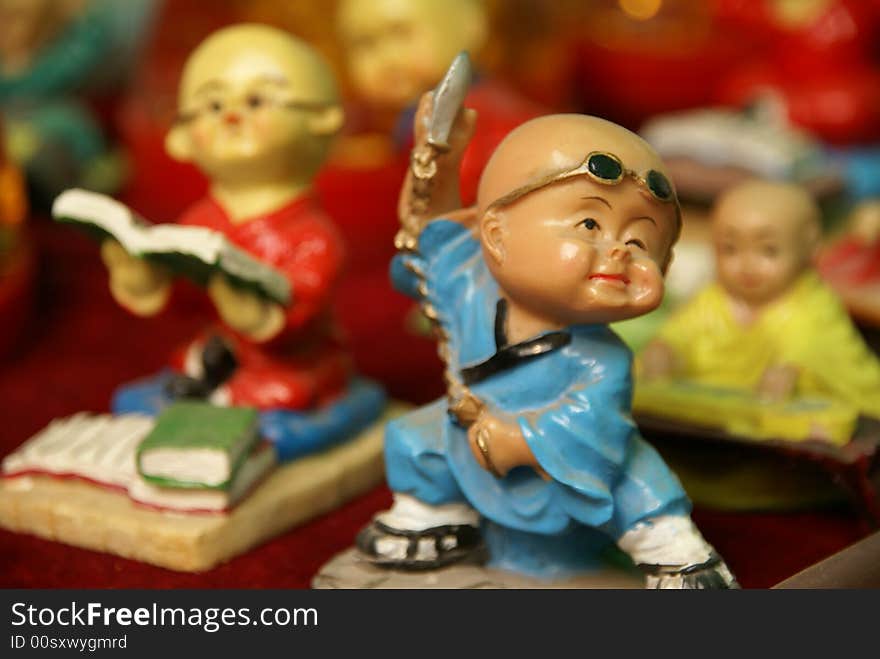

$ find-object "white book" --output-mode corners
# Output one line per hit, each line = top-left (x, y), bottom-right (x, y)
(52, 188), (291, 306)
(129, 443), (277, 513)
(2, 413), (152, 489)
(2, 413), (277, 514)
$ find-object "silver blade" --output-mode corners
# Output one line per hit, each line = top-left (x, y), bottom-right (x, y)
(427, 51), (472, 151)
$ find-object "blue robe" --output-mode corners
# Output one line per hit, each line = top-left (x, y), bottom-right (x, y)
(387, 220), (689, 560)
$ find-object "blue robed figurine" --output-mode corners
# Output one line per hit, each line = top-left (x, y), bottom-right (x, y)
(355, 87), (738, 588)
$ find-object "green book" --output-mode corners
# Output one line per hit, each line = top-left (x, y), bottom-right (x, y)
(52, 188), (291, 306)
(633, 380), (858, 446)
(136, 402), (261, 490)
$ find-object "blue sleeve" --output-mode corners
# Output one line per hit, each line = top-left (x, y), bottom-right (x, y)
(389, 219), (480, 301)
(517, 340), (637, 528)
(389, 253), (421, 300)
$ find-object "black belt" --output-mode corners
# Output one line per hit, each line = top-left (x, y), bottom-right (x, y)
(460, 299), (571, 386)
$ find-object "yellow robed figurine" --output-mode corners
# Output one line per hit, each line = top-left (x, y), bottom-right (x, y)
(637, 179), (880, 445)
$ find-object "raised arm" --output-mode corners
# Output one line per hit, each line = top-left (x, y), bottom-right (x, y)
(397, 91), (478, 246)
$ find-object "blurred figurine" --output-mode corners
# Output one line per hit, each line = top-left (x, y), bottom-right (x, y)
(0, 118), (33, 358)
(715, 0), (880, 146)
(818, 199), (880, 326)
(640, 105), (844, 204)
(573, 0), (744, 129)
(353, 70), (737, 587)
(0, 0), (128, 204)
(714, 0), (880, 200)
(0, 120), (26, 229)
(105, 24), (385, 451)
(640, 180), (880, 439)
(0, 25), (390, 572)
(336, 0), (541, 206)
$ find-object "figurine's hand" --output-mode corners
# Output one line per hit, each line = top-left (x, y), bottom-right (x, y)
(101, 239), (172, 316)
(398, 91), (478, 227)
(757, 364), (799, 402)
(466, 411), (545, 479)
(412, 90), (477, 169)
(640, 340), (678, 380)
(207, 273), (285, 342)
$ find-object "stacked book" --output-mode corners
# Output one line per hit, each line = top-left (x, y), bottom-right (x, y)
(2, 403), (276, 514)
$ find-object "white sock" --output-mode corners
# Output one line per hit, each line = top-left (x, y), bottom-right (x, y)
(617, 515), (714, 568)
(208, 385), (231, 407)
(183, 341), (204, 378)
(376, 493), (480, 532)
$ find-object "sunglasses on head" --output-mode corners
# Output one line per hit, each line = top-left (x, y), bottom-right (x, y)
(581, 151), (674, 202)
(485, 150), (677, 213)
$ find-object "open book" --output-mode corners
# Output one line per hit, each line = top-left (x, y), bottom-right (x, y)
(2, 411), (277, 514)
(52, 189), (291, 306)
(633, 380), (859, 446)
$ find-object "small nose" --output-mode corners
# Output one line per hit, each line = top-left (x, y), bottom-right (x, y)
(608, 243), (630, 261)
(223, 112), (242, 126)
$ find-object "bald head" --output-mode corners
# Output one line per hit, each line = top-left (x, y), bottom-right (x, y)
(472, 114), (681, 327)
(178, 24), (339, 111)
(477, 114), (675, 215)
(713, 179), (820, 239)
(337, 0), (484, 39)
(337, 0), (486, 109)
(712, 180), (821, 305)
(166, 24), (344, 186)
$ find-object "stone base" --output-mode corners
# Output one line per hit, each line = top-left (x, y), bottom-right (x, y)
(312, 548), (643, 589)
(0, 404), (407, 572)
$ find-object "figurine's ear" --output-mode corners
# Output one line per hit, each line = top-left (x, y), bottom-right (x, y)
(661, 248), (675, 275)
(481, 210), (505, 264)
(165, 124), (193, 163)
(307, 105), (345, 136)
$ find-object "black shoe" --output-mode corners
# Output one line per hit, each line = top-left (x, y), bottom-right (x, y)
(201, 335), (237, 387)
(356, 520), (486, 570)
(640, 553), (740, 589)
(164, 374), (213, 400)
(164, 336), (237, 402)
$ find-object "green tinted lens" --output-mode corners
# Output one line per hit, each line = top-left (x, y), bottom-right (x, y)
(646, 170), (673, 201)
(587, 153), (623, 181)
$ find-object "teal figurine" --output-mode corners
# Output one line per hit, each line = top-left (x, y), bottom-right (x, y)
(0, 0), (154, 203)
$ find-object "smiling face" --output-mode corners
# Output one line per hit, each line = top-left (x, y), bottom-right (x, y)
(483, 175), (677, 326)
(166, 25), (342, 186)
(477, 114), (679, 327)
(712, 180), (820, 307)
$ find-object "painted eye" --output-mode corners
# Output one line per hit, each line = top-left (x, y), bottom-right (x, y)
(762, 244), (779, 257)
(246, 94), (264, 109)
(208, 100), (223, 113)
(626, 239), (647, 250)
(579, 218), (600, 230)
(721, 243), (736, 255)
